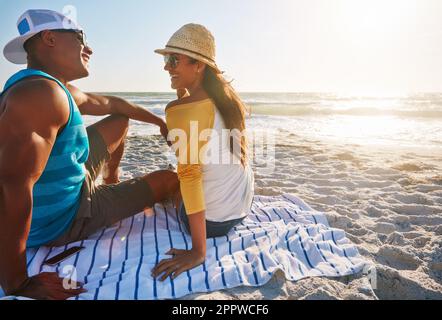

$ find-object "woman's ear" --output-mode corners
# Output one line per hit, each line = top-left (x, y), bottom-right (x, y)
(197, 62), (206, 73)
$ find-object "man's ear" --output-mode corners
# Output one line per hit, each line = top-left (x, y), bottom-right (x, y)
(40, 30), (57, 47)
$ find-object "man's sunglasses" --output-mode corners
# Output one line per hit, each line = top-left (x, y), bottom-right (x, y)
(50, 29), (88, 47)
(164, 54), (179, 69)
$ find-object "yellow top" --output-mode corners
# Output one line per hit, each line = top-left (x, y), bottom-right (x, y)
(166, 99), (215, 215)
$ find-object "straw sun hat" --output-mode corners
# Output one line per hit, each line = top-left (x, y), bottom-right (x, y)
(155, 23), (222, 74)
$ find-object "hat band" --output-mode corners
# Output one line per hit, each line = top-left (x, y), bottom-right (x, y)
(165, 45), (216, 64)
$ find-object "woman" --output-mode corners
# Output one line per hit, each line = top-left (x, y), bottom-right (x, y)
(151, 24), (254, 281)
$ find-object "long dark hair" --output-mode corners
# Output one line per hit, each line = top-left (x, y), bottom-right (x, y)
(201, 67), (249, 167)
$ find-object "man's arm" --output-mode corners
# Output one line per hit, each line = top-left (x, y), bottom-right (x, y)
(0, 79), (83, 298)
(68, 84), (166, 126)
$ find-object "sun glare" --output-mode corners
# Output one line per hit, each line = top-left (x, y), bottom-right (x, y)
(337, 0), (417, 35)
(327, 0), (419, 96)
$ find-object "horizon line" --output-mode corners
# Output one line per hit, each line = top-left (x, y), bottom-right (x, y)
(89, 91), (442, 96)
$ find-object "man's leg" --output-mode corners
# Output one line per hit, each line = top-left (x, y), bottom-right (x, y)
(46, 169), (180, 247)
(89, 169), (180, 229)
(140, 170), (180, 204)
(88, 114), (129, 184)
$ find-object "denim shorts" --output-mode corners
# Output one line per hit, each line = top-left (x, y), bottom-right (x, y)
(179, 203), (246, 238)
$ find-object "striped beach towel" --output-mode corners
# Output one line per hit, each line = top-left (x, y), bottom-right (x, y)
(1, 194), (368, 300)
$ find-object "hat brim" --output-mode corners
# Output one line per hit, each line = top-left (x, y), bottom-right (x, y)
(3, 25), (83, 65)
(155, 47), (222, 74)
(3, 32), (38, 64)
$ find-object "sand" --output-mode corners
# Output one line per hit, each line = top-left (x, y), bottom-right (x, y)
(117, 131), (442, 300)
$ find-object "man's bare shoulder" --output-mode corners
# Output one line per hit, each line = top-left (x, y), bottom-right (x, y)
(66, 84), (98, 112)
(2, 78), (70, 126)
(66, 83), (86, 102)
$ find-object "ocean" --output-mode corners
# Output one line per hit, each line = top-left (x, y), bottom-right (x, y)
(83, 92), (442, 156)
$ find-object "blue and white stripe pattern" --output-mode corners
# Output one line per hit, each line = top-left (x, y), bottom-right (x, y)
(14, 194), (368, 300)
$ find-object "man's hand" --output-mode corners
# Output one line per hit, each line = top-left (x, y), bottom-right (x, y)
(151, 249), (205, 281)
(12, 273), (86, 300)
(159, 120), (171, 146)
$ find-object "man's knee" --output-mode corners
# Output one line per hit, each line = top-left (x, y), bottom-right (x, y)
(142, 170), (179, 202)
(108, 114), (129, 132)
(153, 170), (179, 192)
(164, 171), (179, 192)
(92, 114), (129, 153)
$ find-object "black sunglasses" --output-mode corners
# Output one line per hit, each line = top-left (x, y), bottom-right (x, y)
(164, 54), (180, 69)
(51, 29), (88, 47)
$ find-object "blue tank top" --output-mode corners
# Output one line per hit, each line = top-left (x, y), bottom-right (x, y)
(2, 69), (90, 248)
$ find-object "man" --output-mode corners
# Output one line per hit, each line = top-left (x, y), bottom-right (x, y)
(0, 9), (179, 299)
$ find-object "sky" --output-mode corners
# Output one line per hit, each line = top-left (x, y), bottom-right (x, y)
(1, 0), (442, 94)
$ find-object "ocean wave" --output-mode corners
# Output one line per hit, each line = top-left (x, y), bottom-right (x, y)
(107, 92), (442, 120)
(250, 105), (442, 119)
(130, 99), (171, 105)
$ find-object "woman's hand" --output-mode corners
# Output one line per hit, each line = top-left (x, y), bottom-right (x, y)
(152, 212), (207, 281)
(151, 248), (205, 281)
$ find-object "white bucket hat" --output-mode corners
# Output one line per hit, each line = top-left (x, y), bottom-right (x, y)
(155, 23), (222, 74)
(3, 9), (83, 64)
